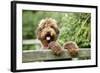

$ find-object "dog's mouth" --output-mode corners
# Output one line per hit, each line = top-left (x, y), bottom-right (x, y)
(45, 32), (54, 43)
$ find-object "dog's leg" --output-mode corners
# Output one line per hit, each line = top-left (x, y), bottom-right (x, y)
(48, 41), (63, 56)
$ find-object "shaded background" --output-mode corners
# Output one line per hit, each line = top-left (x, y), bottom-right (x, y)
(22, 10), (91, 50)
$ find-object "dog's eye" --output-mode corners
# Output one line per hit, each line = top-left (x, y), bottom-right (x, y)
(51, 26), (54, 28)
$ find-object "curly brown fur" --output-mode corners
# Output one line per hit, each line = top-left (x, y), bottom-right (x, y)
(64, 41), (79, 57)
(37, 18), (59, 48)
(48, 41), (63, 56)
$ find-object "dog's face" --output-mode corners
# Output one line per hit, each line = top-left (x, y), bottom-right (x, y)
(37, 18), (59, 47)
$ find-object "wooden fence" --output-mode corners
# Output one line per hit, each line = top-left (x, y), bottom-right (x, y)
(22, 40), (91, 63)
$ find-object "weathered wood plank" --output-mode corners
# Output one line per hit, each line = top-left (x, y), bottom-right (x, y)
(23, 39), (41, 45)
(22, 48), (90, 63)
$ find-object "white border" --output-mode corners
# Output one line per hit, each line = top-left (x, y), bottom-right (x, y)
(16, 3), (96, 70)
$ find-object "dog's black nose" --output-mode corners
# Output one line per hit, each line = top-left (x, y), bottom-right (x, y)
(47, 32), (50, 35)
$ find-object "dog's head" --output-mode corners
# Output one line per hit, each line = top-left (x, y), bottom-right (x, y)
(37, 18), (59, 47)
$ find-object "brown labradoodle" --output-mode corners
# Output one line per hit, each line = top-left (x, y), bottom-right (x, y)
(37, 18), (59, 48)
(37, 18), (79, 57)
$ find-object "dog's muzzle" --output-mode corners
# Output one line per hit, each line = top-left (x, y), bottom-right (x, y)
(45, 32), (54, 43)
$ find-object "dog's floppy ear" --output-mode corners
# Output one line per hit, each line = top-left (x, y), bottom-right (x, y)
(53, 23), (59, 35)
(50, 19), (60, 35)
(56, 27), (59, 35)
(36, 19), (45, 40)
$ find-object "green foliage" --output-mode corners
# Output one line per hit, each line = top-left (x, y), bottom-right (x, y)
(22, 10), (91, 49)
(58, 13), (91, 48)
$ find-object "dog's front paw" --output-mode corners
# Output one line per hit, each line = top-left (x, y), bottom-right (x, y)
(64, 41), (79, 57)
(67, 48), (79, 57)
(48, 41), (63, 56)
